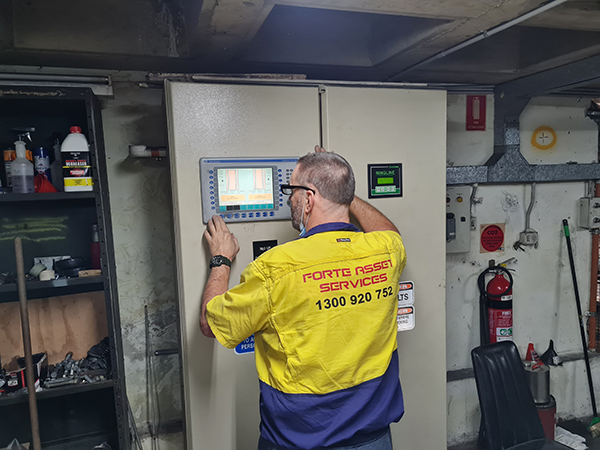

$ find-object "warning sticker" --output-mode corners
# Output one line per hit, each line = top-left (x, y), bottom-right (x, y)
(398, 281), (414, 307)
(480, 223), (505, 253)
(397, 306), (415, 332)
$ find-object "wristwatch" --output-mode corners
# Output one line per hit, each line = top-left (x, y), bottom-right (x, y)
(209, 255), (232, 269)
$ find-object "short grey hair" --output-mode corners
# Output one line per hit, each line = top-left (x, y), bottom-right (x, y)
(296, 152), (355, 205)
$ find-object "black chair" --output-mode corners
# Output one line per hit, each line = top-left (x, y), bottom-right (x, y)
(471, 341), (571, 450)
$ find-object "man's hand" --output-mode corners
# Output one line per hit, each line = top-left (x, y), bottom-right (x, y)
(314, 145), (328, 153)
(204, 215), (240, 260)
(200, 216), (239, 338)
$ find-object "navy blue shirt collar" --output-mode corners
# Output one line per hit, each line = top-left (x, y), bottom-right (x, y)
(302, 222), (360, 238)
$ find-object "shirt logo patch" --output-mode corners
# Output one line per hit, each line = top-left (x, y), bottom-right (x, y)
(336, 238), (351, 242)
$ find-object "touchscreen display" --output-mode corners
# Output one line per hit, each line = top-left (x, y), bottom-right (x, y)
(216, 167), (274, 211)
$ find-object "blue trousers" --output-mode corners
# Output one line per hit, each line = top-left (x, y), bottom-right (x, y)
(257, 428), (393, 450)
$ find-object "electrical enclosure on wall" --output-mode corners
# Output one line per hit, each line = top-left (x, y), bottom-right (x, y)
(447, 186), (471, 253)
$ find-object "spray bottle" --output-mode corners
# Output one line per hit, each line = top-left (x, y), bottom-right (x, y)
(11, 135), (34, 194)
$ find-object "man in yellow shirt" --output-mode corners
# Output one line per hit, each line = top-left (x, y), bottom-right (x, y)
(201, 147), (407, 450)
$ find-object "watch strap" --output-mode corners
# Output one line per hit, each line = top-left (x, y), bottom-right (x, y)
(209, 255), (232, 269)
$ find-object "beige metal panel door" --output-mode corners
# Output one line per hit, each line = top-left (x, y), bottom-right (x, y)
(165, 81), (321, 450)
(322, 86), (447, 450)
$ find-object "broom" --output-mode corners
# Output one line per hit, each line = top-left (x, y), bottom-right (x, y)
(563, 219), (600, 436)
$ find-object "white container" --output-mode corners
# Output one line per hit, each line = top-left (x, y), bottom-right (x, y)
(11, 140), (34, 194)
(61, 126), (93, 192)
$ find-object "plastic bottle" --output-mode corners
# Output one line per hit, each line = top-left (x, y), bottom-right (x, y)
(33, 147), (52, 182)
(4, 149), (16, 190)
(11, 139), (34, 194)
(61, 126), (93, 192)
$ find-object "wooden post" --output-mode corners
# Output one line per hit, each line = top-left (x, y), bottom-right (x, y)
(14, 237), (42, 450)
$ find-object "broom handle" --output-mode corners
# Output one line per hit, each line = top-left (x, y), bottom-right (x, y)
(563, 219), (598, 417)
(15, 237), (42, 450)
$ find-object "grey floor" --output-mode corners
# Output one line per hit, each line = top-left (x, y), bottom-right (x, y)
(448, 419), (600, 450)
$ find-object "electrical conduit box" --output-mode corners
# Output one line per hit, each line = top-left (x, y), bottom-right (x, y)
(578, 197), (600, 229)
(447, 186), (471, 253)
(199, 157), (298, 223)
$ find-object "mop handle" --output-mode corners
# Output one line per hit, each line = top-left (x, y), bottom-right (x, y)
(563, 219), (598, 417)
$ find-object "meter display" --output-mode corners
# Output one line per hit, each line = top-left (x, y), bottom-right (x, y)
(368, 163), (402, 199)
(200, 157), (298, 223)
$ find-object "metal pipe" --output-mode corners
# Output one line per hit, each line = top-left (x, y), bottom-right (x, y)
(0, 73), (110, 84)
(146, 74), (495, 93)
(563, 219), (598, 417)
(525, 183), (536, 230)
(15, 237), (42, 450)
(590, 183), (600, 350)
(189, 75), (428, 89)
(387, 0), (569, 81)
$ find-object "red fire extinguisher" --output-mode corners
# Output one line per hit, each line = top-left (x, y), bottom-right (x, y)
(478, 263), (513, 345)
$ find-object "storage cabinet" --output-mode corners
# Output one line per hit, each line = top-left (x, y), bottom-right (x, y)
(0, 87), (128, 449)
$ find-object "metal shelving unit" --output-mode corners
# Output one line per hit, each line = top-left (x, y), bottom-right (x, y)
(0, 86), (129, 450)
(0, 380), (113, 407)
(0, 276), (104, 303)
(0, 192), (96, 202)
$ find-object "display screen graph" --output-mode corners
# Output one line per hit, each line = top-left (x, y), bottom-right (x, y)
(217, 167), (274, 211)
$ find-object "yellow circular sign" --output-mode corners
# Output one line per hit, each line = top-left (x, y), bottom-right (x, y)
(531, 126), (557, 150)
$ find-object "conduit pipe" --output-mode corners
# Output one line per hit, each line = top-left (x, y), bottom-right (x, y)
(387, 0), (569, 81)
(129, 145), (167, 158)
(590, 182), (599, 351)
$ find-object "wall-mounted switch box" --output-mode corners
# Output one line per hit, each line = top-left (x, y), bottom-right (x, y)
(578, 197), (600, 229)
(447, 186), (471, 253)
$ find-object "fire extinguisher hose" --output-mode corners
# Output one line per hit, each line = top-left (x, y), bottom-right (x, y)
(477, 266), (513, 346)
(562, 219), (600, 429)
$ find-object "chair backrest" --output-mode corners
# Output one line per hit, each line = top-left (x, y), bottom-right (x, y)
(471, 341), (546, 450)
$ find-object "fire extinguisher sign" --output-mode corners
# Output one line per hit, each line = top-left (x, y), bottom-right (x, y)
(480, 223), (505, 253)
(466, 95), (486, 131)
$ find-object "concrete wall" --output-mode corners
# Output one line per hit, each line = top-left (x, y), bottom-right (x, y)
(101, 79), (184, 449)
(446, 94), (600, 445)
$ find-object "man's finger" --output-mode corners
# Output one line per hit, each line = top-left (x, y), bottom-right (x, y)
(207, 216), (218, 235)
(213, 214), (229, 233)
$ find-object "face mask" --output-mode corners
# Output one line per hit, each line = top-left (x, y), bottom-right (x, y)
(299, 198), (310, 238)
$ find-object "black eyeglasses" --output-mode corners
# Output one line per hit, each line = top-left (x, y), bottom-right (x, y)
(280, 184), (316, 196)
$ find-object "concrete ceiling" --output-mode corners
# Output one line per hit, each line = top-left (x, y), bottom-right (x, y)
(2, 0), (600, 94)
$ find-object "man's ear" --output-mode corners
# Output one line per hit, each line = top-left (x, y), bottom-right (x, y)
(305, 190), (315, 214)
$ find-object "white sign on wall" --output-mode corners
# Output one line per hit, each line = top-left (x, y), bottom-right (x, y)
(398, 281), (415, 331)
